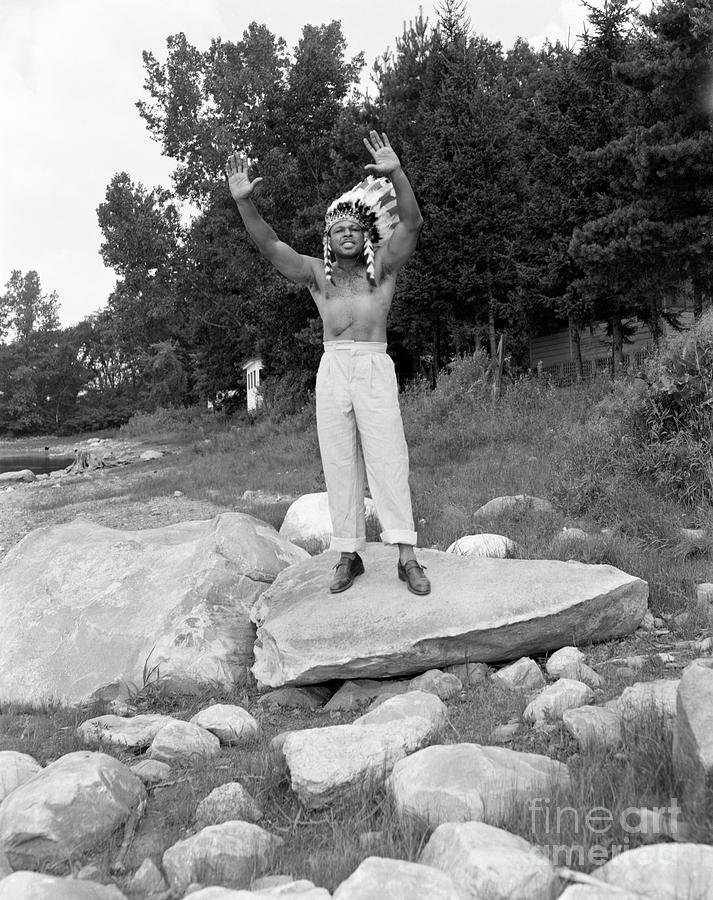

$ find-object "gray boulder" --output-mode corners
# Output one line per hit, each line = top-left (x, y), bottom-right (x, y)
(388, 743), (569, 828)
(251, 546), (648, 686)
(162, 821), (283, 894)
(0, 469), (35, 483)
(673, 660), (713, 820)
(0, 752), (42, 803)
(0, 872), (126, 898)
(0, 751), (145, 867)
(332, 856), (469, 899)
(0, 512), (307, 703)
(420, 821), (558, 900)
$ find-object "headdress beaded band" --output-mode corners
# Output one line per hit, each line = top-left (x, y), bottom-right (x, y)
(323, 176), (400, 285)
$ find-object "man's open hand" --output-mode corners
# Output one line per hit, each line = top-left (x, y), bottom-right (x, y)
(363, 131), (401, 175)
(226, 152), (263, 201)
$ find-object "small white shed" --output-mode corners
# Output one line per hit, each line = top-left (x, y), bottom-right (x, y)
(241, 357), (264, 412)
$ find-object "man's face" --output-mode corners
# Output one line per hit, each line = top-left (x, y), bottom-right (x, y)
(329, 219), (365, 258)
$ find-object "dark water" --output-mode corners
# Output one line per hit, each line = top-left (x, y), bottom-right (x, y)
(0, 454), (76, 475)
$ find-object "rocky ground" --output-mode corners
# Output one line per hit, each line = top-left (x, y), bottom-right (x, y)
(0, 438), (228, 564)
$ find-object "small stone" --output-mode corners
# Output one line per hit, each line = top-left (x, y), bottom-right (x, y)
(491, 657), (545, 692)
(492, 724), (520, 743)
(148, 720), (221, 763)
(408, 669), (462, 700)
(0, 750), (42, 802)
(545, 646), (586, 677)
(562, 705), (622, 750)
(524, 679), (594, 724)
(258, 686), (331, 709)
(324, 679), (409, 711)
(637, 610), (656, 632)
(195, 782), (262, 827)
(556, 661), (604, 689)
(189, 705), (259, 746)
(443, 662), (490, 685)
(130, 759), (172, 786)
(128, 858), (168, 895)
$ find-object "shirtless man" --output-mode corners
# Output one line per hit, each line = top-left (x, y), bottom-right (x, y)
(226, 131), (429, 595)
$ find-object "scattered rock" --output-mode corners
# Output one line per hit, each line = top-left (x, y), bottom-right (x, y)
(545, 646), (586, 677)
(491, 657), (545, 693)
(445, 534), (517, 558)
(578, 842), (713, 898)
(524, 679), (594, 724)
(195, 782), (263, 828)
(129, 759), (171, 786)
(613, 679), (680, 727)
(126, 858), (167, 895)
(258, 686), (332, 710)
(556, 662), (604, 689)
(0, 751), (146, 867)
(283, 707), (441, 809)
(139, 450), (164, 461)
(551, 527), (590, 552)
(388, 743), (569, 828)
(0, 751), (42, 802)
(491, 724), (520, 743)
(673, 661), (713, 821)
(353, 691), (447, 732)
(332, 855), (469, 899)
(147, 720), (221, 764)
(0, 513), (308, 703)
(0, 872), (127, 898)
(443, 662), (490, 685)
(278, 491), (379, 553)
(0, 469), (35, 483)
(252, 546), (648, 686)
(408, 669), (462, 700)
(472, 495), (554, 518)
(190, 705), (259, 745)
(324, 679), (409, 712)
(420, 820), (559, 900)
(78, 714), (176, 751)
(162, 821), (283, 894)
(562, 706), (622, 750)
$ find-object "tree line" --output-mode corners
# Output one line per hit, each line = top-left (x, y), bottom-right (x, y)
(1, 0), (711, 434)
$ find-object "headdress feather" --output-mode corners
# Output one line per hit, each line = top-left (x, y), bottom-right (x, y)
(324, 176), (399, 284)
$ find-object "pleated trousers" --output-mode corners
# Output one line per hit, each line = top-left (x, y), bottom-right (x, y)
(315, 341), (417, 551)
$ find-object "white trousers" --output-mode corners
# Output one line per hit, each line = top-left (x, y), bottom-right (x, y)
(315, 341), (417, 552)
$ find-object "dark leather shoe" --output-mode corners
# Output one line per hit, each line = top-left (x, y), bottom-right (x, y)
(330, 553), (365, 593)
(398, 559), (430, 595)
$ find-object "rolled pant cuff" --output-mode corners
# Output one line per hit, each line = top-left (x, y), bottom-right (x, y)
(380, 529), (418, 546)
(329, 536), (368, 552)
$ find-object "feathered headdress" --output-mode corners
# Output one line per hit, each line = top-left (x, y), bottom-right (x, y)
(323, 176), (399, 285)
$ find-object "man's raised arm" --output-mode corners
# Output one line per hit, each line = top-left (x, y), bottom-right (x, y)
(226, 152), (316, 285)
(363, 132), (423, 275)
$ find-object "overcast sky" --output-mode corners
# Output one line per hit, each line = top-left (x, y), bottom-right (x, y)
(0, 0), (648, 326)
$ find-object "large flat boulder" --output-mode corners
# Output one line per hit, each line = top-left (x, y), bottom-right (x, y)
(251, 546), (648, 686)
(0, 513), (307, 704)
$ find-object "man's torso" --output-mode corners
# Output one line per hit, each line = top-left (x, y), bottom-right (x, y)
(306, 256), (396, 342)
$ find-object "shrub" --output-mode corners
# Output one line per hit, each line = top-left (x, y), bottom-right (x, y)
(119, 405), (215, 439)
